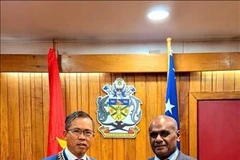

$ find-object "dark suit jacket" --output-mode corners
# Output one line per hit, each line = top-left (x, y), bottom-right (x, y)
(148, 151), (197, 160)
(43, 150), (96, 160)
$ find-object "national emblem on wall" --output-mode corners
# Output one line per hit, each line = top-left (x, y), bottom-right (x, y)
(96, 78), (142, 138)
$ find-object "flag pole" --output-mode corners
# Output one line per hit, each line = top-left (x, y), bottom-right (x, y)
(167, 37), (172, 56)
(166, 37), (172, 79)
(53, 39), (58, 57)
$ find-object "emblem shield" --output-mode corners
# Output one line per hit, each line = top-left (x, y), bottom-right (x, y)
(96, 78), (142, 138)
(108, 99), (129, 121)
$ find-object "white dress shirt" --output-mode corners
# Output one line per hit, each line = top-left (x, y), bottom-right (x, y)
(64, 147), (88, 160)
(154, 149), (179, 160)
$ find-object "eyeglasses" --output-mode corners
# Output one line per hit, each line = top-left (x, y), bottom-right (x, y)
(67, 128), (94, 137)
(149, 131), (170, 138)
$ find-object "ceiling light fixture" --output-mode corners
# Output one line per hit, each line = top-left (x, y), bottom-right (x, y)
(147, 10), (169, 20)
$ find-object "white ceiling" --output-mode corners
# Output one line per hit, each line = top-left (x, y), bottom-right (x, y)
(1, 1), (240, 42)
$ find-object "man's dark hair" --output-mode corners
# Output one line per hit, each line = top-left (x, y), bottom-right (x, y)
(65, 111), (94, 131)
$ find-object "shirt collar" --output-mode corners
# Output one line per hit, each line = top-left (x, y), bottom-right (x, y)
(167, 149), (179, 160)
(154, 148), (179, 160)
(65, 147), (87, 160)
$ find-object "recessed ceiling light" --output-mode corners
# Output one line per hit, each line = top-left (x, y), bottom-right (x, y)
(147, 10), (169, 20)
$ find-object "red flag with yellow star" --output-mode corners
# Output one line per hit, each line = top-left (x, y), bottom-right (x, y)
(47, 48), (66, 156)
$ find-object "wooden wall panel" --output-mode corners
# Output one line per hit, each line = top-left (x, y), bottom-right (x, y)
(178, 72), (190, 153)
(76, 73), (83, 111)
(88, 73), (101, 159)
(223, 71), (235, 91)
(99, 73), (113, 160)
(134, 73), (147, 159)
(65, 73), (78, 113)
(212, 71), (224, 91)
(2, 52), (240, 72)
(80, 73), (90, 113)
(0, 73), (9, 159)
(8, 73), (20, 159)
(19, 73), (32, 159)
(189, 70), (240, 158)
(236, 72), (240, 91)
(123, 74), (136, 160)
(189, 72), (201, 92)
(201, 72), (213, 91)
(35, 73), (45, 158)
(42, 73), (50, 154)
(1, 70), (239, 160)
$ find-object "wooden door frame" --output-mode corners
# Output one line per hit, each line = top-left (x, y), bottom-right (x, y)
(189, 92), (240, 158)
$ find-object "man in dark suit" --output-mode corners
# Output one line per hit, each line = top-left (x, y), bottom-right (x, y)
(43, 111), (96, 160)
(148, 115), (197, 160)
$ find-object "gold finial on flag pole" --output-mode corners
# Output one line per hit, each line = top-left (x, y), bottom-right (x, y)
(166, 37), (172, 56)
(53, 39), (58, 57)
(53, 39), (58, 51)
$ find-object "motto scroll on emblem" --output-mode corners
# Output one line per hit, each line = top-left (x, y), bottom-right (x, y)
(96, 78), (142, 138)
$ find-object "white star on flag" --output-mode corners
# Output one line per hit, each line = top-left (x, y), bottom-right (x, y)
(165, 98), (175, 114)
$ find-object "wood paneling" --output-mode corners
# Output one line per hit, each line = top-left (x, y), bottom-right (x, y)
(1, 52), (240, 72)
(1, 51), (240, 160)
(0, 73), (9, 159)
(0, 73), (170, 159)
(8, 73), (20, 159)
(19, 73), (32, 159)
(178, 73), (190, 153)
(1, 71), (239, 159)
(134, 73), (147, 159)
